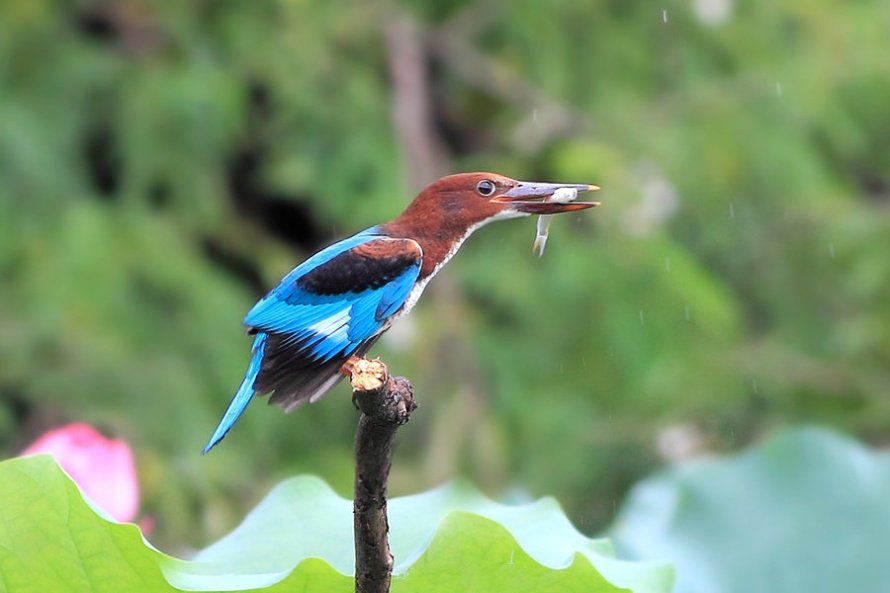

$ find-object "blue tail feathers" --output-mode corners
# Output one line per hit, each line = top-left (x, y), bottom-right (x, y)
(201, 332), (268, 454)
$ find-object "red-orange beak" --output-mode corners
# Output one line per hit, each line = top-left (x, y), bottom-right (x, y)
(490, 182), (600, 214)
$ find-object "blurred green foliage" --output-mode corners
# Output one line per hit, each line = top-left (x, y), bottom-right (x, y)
(1, 0), (888, 552)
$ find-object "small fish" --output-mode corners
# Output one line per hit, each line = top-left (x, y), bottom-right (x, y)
(533, 187), (578, 257)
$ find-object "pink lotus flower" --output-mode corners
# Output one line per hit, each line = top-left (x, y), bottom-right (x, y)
(22, 423), (140, 524)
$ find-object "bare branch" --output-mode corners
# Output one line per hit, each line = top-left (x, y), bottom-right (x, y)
(351, 358), (416, 593)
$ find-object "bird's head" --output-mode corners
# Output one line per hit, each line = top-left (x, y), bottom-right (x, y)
(396, 172), (599, 234)
(382, 172), (599, 276)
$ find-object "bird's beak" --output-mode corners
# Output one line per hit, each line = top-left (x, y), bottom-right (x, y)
(490, 182), (600, 214)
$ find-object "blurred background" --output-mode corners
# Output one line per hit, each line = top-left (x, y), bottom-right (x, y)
(1, 0), (888, 554)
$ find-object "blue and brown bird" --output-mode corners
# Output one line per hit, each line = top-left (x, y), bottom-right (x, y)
(203, 172), (599, 453)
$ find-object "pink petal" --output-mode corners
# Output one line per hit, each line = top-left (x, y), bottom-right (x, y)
(23, 423), (140, 523)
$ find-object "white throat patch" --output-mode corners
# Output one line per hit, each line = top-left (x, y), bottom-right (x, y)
(387, 208), (527, 326)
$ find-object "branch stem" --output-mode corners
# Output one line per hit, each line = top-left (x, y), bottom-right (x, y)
(350, 358), (416, 593)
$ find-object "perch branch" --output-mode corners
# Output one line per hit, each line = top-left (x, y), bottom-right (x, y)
(350, 358), (416, 593)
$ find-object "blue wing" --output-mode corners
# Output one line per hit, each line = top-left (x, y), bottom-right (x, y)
(244, 232), (422, 361)
(202, 230), (423, 453)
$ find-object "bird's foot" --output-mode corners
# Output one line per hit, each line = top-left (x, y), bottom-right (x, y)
(339, 355), (363, 377)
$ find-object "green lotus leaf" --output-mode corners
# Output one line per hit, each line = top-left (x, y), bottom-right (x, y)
(610, 426), (890, 593)
(0, 455), (671, 593)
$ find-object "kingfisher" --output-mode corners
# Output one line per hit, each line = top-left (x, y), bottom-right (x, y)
(203, 172), (599, 453)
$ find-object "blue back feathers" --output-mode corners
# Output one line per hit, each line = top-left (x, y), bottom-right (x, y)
(202, 228), (423, 453)
(244, 228), (422, 361)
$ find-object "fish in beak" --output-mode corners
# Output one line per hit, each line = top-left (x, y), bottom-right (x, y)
(490, 181), (600, 214)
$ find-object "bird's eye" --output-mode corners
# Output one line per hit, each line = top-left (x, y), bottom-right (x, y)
(476, 179), (497, 197)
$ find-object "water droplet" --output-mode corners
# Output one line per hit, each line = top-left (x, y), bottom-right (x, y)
(684, 305), (690, 321)
(639, 309), (646, 325)
(776, 81), (783, 97)
(828, 242), (835, 258)
(664, 257), (671, 272)
(532, 108), (538, 123)
(729, 202), (735, 218)
(662, 9), (668, 23)
(752, 378), (759, 394)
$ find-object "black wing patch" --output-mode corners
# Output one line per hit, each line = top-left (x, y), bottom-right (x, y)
(296, 239), (422, 297)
